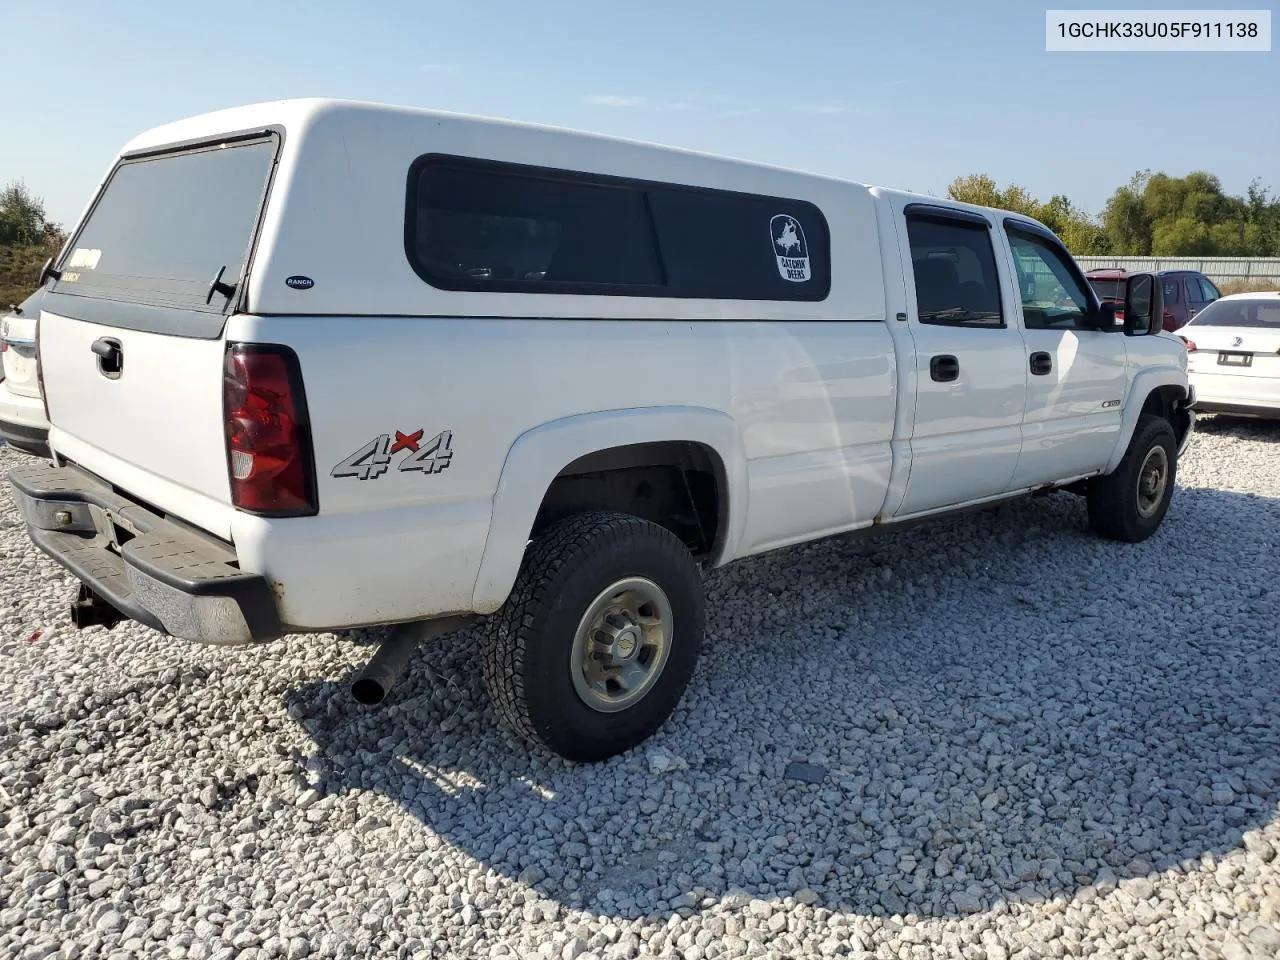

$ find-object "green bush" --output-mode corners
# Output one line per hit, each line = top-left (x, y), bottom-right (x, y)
(0, 242), (55, 310)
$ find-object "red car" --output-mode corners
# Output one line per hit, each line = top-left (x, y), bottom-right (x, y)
(1085, 268), (1222, 332)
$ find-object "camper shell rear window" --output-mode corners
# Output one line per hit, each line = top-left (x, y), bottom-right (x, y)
(405, 155), (831, 302)
(51, 132), (279, 314)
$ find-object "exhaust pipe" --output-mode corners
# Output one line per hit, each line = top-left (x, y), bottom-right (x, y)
(350, 616), (473, 705)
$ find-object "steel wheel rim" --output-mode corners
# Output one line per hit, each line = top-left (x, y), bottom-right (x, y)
(1136, 445), (1169, 519)
(570, 577), (673, 713)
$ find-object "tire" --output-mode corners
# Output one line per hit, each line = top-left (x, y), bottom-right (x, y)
(482, 511), (705, 762)
(1087, 414), (1178, 543)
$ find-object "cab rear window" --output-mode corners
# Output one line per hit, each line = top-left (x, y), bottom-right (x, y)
(53, 135), (278, 312)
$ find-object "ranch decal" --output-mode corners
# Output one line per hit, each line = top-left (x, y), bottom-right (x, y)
(331, 428), (453, 480)
(770, 214), (811, 283)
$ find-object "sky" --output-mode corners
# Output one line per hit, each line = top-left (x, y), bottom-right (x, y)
(3, 0), (1277, 228)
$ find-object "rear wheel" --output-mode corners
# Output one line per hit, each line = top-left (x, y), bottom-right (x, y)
(482, 511), (704, 762)
(1087, 415), (1177, 542)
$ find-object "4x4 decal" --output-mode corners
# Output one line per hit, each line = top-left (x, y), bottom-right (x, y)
(331, 429), (453, 480)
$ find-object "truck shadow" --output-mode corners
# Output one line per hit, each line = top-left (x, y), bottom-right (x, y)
(285, 484), (1280, 921)
(1194, 413), (1280, 442)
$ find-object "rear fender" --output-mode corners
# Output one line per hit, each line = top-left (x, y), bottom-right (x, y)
(470, 406), (747, 615)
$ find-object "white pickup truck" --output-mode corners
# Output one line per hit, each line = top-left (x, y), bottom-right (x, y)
(9, 99), (1193, 761)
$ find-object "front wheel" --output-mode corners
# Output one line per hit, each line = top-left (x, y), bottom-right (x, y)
(1087, 415), (1177, 542)
(482, 511), (705, 762)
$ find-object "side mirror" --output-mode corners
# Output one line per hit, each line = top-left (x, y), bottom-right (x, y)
(1095, 302), (1117, 331)
(1123, 274), (1159, 336)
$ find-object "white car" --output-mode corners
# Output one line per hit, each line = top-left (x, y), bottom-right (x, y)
(1181, 292), (1280, 419)
(0, 293), (51, 457)
(7, 99), (1194, 761)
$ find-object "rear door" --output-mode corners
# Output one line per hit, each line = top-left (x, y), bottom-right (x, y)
(38, 133), (279, 538)
(1185, 275), (1209, 322)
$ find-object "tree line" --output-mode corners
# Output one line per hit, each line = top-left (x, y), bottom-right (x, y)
(948, 171), (1280, 258)
(1, 181), (67, 308)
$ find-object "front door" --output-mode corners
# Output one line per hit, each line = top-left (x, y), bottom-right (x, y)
(891, 203), (1029, 517)
(1002, 223), (1127, 488)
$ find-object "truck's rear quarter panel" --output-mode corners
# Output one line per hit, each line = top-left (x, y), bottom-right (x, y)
(231, 313), (896, 628)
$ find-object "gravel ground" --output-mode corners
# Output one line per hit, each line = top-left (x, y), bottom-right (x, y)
(3, 415), (1280, 960)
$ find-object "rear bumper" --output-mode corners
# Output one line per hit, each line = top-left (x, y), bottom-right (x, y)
(1193, 399), (1280, 419)
(7, 461), (282, 645)
(1189, 369), (1280, 418)
(0, 419), (51, 458)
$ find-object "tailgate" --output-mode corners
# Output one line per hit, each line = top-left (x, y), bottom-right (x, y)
(36, 132), (280, 540)
(40, 311), (232, 530)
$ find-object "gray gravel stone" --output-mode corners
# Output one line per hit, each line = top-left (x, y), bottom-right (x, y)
(1251, 925), (1280, 951)
(3, 422), (1280, 957)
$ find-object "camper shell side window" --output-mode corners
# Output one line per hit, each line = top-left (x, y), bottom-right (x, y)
(404, 154), (832, 303)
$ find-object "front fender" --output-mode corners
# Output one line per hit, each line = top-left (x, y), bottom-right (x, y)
(1103, 367), (1192, 475)
(469, 406), (748, 615)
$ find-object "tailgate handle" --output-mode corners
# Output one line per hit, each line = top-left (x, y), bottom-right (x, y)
(91, 337), (123, 378)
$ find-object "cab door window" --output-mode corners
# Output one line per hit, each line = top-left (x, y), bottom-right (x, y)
(904, 212), (1004, 328)
(1005, 228), (1093, 330)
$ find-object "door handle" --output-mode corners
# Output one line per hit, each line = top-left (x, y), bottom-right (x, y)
(929, 354), (959, 383)
(1029, 351), (1052, 376)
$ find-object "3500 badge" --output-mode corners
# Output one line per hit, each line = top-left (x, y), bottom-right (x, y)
(331, 428), (453, 481)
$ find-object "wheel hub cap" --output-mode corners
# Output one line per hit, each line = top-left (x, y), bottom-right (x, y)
(1135, 445), (1169, 519)
(570, 577), (673, 714)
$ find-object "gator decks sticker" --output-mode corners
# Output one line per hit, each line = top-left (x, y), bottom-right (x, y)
(770, 214), (810, 283)
(331, 429), (453, 480)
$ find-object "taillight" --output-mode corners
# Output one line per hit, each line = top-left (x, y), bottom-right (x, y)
(1163, 309), (1176, 329)
(1183, 338), (1197, 353)
(222, 344), (317, 516)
